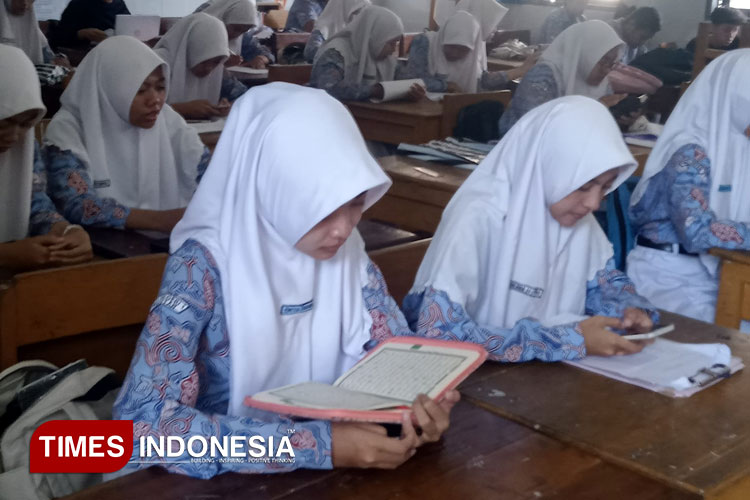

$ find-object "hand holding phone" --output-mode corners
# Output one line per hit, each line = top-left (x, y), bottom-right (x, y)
(622, 323), (674, 340)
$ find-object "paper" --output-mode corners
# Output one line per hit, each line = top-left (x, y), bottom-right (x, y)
(115, 15), (161, 41)
(267, 382), (403, 410)
(33, 0), (67, 20)
(226, 66), (269, 78)
(334, 347), (467, 403)
(371, 79), (425, 103)
(188, 118), (226, 134)
(566, 338), (743, 397)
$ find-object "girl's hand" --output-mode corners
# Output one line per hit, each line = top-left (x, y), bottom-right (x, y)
(331, 412), (419, 469)
(410, 390), (459, 445)
(621, 307), (653, 334)
(579, 315), (645, 356)
(407, 82), (427, 102)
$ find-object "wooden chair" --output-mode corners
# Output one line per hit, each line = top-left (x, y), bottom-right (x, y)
(267, 64), (312, 85)
(0, 254), (167, 373)
(369, 239), (431, 305)
(264, 9), (289, 30)
(440, 90), (512, 138)
(710, 248), (750, 329)
(692, 22), (750, 78)
(428, 0), (439, 30)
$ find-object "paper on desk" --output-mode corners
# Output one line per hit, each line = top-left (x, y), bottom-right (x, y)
(566, 338), (742, 397)
(226, 66), (269, 78)
(188, 118), (226, 134)
(371, 79), (426, 103)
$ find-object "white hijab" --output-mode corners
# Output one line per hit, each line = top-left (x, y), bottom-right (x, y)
(410, 96), (636, 328)
(170, 83), (392, 415)
(44, 37), (206, 211)
(539, 20), (624, 100)
(0, 0), (48, 64)
(198, 0), (258, 53)
(631, 49), (750, 274)
(154, 13), (229, 105)
(315, 5), (403, 86)
(426, 10), (481, 93)
(454, 0), (507, 70)
(313, 0), (370, 38)
(0, 45), (45, 242)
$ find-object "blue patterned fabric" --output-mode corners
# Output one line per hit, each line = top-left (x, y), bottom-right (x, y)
(402, 257), (658, 362)
(630, 143), (750, 252)
(310, 48), (373, 101)
(42, 145), (211, 228)
(497, 63), (558, 136)
(30, 141), (65, 235)
(285, 0), (328, 32)
(113, 238), (414, 477)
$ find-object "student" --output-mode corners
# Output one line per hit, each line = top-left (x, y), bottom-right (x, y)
(310, 6), (404, 101)
(453, 0), (508, 71)
(0, 45), (92, 270)
(686, 7), (747, 54)
(286, 0), (328, 32)
(397, 10), (536, 93)
(1, 0), (54, 64)
(539, 0), (587, 44)
(628, 50), (750, 324)
(154, 13), (231, 120)
(498, 20), (624, 136)
(403, 96), (656, 361)
(610, 7), (661, 65)
(49, 0), (130, 49)
(304, 0), (370, 62)
(113, 83), (458, 477)
(43, 37), (210, 235)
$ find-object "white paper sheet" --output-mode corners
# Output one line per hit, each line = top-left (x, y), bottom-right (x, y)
(188, 118), (226, 134)
(371, 79), (425, 103)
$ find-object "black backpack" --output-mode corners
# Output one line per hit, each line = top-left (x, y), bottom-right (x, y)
(453, 100), (505, 143)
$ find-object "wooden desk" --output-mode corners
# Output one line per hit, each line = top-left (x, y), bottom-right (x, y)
(345, 99), (443, 145)
(88, 228), (169, 259)
(710, 248), (750, 330)
(368, 156), (470, 234)
(629, 144), (651, 177)
(198, 131), (221, 150)
(62, 401), (690, 500)
(461, 311), (750, 499)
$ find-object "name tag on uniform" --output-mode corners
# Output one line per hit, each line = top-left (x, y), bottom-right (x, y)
(93, 179), (111, 188)
(280, 300), (313, 315)
(718, 185), (732, 192)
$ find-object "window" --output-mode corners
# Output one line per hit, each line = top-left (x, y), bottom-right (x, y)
(728, 0), (750, 8)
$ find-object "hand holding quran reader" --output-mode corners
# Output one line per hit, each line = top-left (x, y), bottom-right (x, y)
(243, 337), (486, 423)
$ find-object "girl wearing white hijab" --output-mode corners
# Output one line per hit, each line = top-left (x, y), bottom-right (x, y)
(154, 13), (231, 120)
(195, 0), (257, 51)
(403, 96), (656, 361)
(1, 0), (51, 64)
(43, 37), (210, 235)
(452, 0), (508, 71)
(311, 5), (404, 101)
(113, 83), (458, 477)
(628, 50), (750, 325)
(304, 0), (370, 62)
(0, 45), (92, 270)
(498, 20), (624, 136)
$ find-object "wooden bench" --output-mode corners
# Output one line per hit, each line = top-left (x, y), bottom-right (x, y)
(0, 254), (167, 374)
(345, 99), (444, 145)
(710, 248), (750, 330)
(267, 63), (313, 85)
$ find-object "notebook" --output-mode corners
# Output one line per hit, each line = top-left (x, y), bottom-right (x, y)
(565, 338), (743, 398)
(115, 15), (161, 41)
(371, 79), (425, 103)
(226, 66), (269, 79)
(244, 337), (487, 423)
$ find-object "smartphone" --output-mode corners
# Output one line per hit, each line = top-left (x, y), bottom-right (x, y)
(622, 323), (675, 340)
(610, 93), (648, 118)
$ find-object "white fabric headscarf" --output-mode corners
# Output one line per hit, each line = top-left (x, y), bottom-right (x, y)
(631, 49), (750, 274)
(314, 5), (403, 86)
(154, 13), (229, 105)
(0, 45), (45, 242)
(0, 0), (48, 64)
(539, 20), (624, 100)
(44, 36), (206, 211)
(410, 96), (636, 328)
(170, 83), (392, 415)
(198, 0), (258, 53)
(313, 0), (370, 38)
(454, 0), (507, 70)
(426, 10), (481, 93)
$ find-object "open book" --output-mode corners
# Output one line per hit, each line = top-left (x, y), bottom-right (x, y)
(244, 337), (487, 422)
(565, 338), (744, 398)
